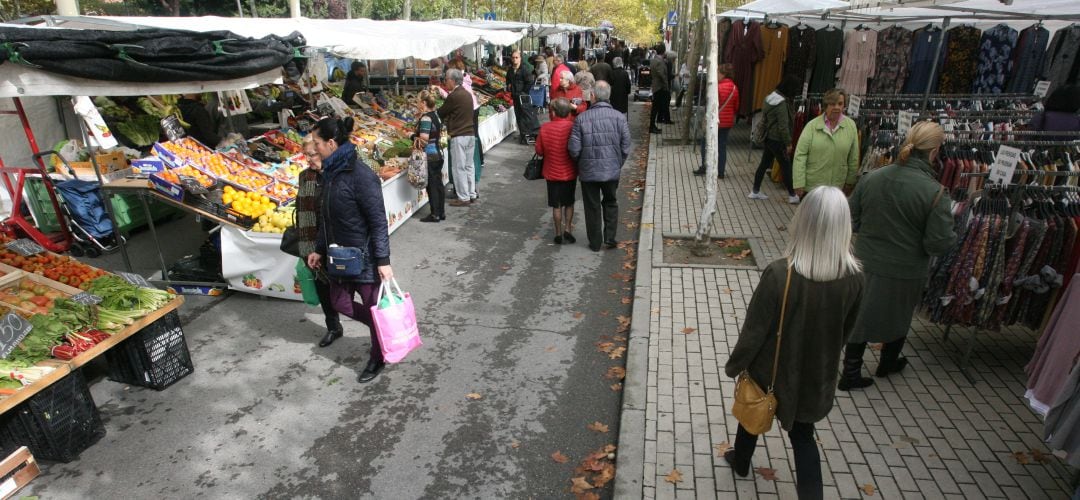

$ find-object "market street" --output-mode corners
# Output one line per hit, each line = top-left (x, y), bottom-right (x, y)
(20, 105), (648, 498)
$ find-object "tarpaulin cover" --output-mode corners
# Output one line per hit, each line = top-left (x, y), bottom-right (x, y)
(0, 25), (301, 83)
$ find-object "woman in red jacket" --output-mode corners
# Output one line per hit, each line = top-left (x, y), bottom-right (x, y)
(549, 70), (588, 121)
(535, 97), (579, 244)
(695, 63), (739, 178)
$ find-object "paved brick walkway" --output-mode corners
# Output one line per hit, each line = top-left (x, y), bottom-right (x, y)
(616, 115), (1077, 499)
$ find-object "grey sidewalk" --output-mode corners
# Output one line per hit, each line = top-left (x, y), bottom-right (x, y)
(617, 116), (1076, 499)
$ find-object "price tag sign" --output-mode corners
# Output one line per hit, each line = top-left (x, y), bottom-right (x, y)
(1034, 80), (1051, 98)
(847, 95), (861, 118)
(160, 116), (186, 142)
(0, 313), (33, 360)
(117, 272), (153, 288)
(5, 239), (44, 257)
(943, 119), (956, 132)
(71, 292), (103, 306)
(988, 145), (1022, 186)
(897, 110), (915, 136)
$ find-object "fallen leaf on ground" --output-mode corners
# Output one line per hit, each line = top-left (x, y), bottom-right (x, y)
(1012, 451), (1031, 464)
(593, 463), (616, 486)
(603, 444), (617, 454)
(616, 315), (632, 333)
(573, 311), (585, 319)
(500, 265), (511, 271)
(597, 342), (615, 353)
(862, 484), (876, 496)
(608, 288), (619, 294)
(587, 422), (610, 433)
(510, 440), (520, 449)
(776, 225), (787, 231)
(608, 347), (626, 359)
(681, 327), (697, 334)
(606, 367), (626, 380)
(610, 273), (631, 281)
(570, 476), (593, 493)
(664, 239), (676, 246)
(732, 249), (752, 260)
(599, 310), (610, 316)
(610, 383), (623, 391)
(714, 441), (732, 457)
(1031, 449), (1053, 464)
(755, 467), (778, 481)
(622, 261), (636, 270)
(545, 346), (557, 352)
(621, 297), (633, 304)
(664, 469), (683, 483)
(614, 335), (627, 342)
(576, 493), (600, 500)
(465, 393), (483, 400)
(721, 287), (733, 294)
(552, 451), (570, 463)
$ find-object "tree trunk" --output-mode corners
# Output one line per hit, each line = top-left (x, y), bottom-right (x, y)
(403, 0), (411, 20)
(248, 0), (259, 17)
(693, 0), (718, 242)
(681, 19), (703, 145)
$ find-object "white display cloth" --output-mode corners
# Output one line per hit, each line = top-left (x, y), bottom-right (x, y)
(0, 65), (283, 98)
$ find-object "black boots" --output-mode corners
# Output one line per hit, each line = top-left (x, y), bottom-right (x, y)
(358, 359), (385, 383)
(838, 342), (874, 391)
(724, 450), (750, 478)
(875, 338), (909, 377)
(318, 319), (343, 348)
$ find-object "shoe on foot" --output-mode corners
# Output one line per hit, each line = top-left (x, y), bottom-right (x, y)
(420, 214), (441, 223)
(604, 240), (618, 249)
(837, 375), (875, 391)
(747, 191), (769, 200)
(693, 169), (706, 176)
(448, 199), (471, 207)
(718, 173), (726, 179)
(554, 235), (563, 244)
(563, 232), (576, 244)
(358, 360), (385, 383)
(875, 357), (909, 377)
(650, 127), (662, 134)
(787, 194), (801, 204)
(724, 450), (750, 478)
(318, 329), (343, 348)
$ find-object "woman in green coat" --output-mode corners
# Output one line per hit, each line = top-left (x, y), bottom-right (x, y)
(792, 88), (859, 196)
(840, 121), (957, 390)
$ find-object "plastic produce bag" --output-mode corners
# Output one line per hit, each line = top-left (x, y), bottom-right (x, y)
(371, 278), (421, 363)
(295, 259), (320, 306)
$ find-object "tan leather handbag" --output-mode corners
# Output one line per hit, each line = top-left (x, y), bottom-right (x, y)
(732, 263), (793, 435)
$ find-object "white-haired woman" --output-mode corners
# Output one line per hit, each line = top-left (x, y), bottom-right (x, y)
(724, 186), (864, 498)
(841, 121), (956, 390)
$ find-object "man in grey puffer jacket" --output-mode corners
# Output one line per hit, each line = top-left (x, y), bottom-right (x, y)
(569, 81), (632, 252)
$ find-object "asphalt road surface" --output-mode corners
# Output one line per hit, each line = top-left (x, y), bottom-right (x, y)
(22, 103), (650, 499)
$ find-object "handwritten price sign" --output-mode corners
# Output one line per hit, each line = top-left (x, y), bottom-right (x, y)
(5, 239), (44, 257)
(0, 313), (33, 360)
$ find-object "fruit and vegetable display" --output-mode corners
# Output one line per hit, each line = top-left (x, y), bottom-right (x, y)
(251, 206), (294, 234)
(222, 185), (277, 218)
(0, 250), (107, 289)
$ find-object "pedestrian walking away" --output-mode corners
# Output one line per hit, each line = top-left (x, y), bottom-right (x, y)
(841, 121), (957, 390)
(610, 57), (632, 114)
(694, 63), (739, 179)
(308, 117), (395, 384)
(535, 97), (579, 245)
(724, 187), (864, 500)
(749, 75), (801, 203)
(568, 81), (632, 252)
(649, 45), (670, 133)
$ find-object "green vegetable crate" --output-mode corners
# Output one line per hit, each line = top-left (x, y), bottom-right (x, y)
(105, 311), (193, 391)
(0, 369), (105, 463)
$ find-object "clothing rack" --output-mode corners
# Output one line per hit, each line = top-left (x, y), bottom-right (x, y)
(958, 170), (1080, 178)
(857, 109), (1036, 117)
(945, 130), (1080, 137)
(945, 139), (1080, 147)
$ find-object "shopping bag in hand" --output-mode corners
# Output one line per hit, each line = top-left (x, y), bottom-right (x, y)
(296, 259), (320, 306)
(371, 278), (422, 363)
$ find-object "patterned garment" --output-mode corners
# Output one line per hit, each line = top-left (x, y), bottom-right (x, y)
(973, 24), (1019, 94)
(837, 29), (877, 96)
(784, 25), (816, 90)
(869, 26), (913, 95)
(809, 27), (844, 93)
(903, 27), (945, 94)
(991, 218), (1031, 329)
(1042, 25), (1080, 94)
(938, 26), (983, 94)
(1006, 24), (1050, 93)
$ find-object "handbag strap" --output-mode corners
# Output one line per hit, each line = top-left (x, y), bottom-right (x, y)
(768, 262), (794, 393)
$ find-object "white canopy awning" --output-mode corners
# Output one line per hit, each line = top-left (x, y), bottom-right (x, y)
(720, 0), (849, 17)
(434, 18), (592, 38)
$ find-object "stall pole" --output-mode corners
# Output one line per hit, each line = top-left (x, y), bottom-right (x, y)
(75, 116), (133, 273)
(921, 17), (950, 112)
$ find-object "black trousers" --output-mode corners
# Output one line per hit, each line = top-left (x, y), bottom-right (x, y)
(752, 139), (796, 195)
(845, 337), (907, 373)
(580, 180), (619, 249)
(733, 422), (822, 500)
(675, 89), (687, 108)
(426, 159), (445, 218)
(650, 90), (670, 127)
(313, 277), (341, 332)
(472, 108), (484, 166)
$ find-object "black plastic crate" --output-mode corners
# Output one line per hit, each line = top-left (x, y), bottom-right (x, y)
(105, 311), (194, 390)
(0, 369), (105, 463)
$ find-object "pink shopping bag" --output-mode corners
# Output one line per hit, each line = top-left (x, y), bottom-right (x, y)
(371, 279), (422, 363)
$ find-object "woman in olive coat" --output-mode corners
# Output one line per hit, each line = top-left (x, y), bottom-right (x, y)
(724, 186), (864, 499)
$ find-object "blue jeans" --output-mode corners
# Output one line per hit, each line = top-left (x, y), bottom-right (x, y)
(699, 128), (731, 176)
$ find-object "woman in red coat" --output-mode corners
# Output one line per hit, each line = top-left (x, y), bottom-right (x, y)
(695, 63), (739, 178)
(549, 70), (588, 121)
(535, 97), (579, 244)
